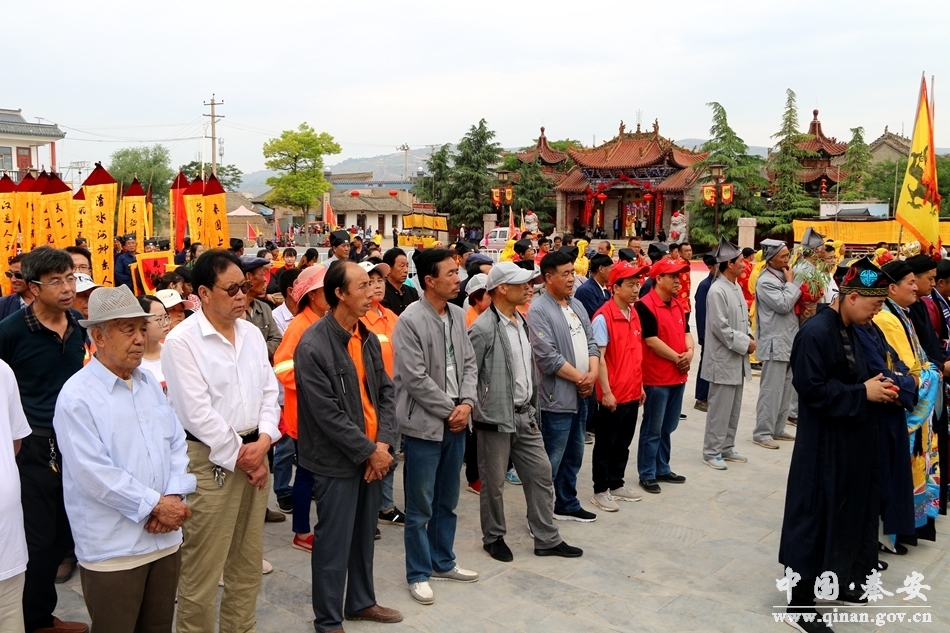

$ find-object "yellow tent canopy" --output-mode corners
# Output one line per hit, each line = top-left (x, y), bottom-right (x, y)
(792, 218), (950, 246)
(403, 213), (448, 231)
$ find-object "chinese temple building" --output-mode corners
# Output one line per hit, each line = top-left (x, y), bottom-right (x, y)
(515, 127), (570, 185)
(554, 120), (706, 237)
(786, 109), (849, 196)
(868, 126), (911, 164)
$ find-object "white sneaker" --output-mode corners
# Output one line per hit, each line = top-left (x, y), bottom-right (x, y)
(262, 559), (274, 574)
(591, 491), (619, 512)
(609, 486), (643, 502)
(704, 457), (728, 470)
(409, 581), (435, 605)
(430, 564), (479, 583)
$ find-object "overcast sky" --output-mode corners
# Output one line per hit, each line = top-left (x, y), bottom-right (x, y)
(5, 0), (948, 177)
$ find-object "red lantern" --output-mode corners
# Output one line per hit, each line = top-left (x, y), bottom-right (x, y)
(595, 192), (608, 202)
(388, 189), (398, 197)
(643, 192), (654, 203)
(350, 190), (360, 197)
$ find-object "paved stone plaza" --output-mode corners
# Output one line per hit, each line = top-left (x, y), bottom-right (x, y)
(53, 270), (949, 632)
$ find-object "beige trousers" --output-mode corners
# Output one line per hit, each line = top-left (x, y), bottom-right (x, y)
(0, 573), (24, 633)
(175, 441), (267, 633)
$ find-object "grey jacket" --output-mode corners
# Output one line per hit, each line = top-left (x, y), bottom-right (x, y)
(294, 312), (398, 478)
(526, 291), (598, 413)
(755, 266), (801, 361)
(700, 277), (752, 385)
(246, 298), (282, 361)
(469, 304), (540, 433)
(393, 294), (477, 442)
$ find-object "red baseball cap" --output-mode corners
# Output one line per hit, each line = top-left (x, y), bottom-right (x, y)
(608, 261), (650, 287)
(649, 258), (690, 278)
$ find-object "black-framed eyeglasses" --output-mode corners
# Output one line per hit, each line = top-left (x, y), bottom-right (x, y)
(215, 281), (251, 297)
(3, 270), (23, 280)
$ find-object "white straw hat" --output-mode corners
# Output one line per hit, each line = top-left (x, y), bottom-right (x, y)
(78, 285), (155, 328)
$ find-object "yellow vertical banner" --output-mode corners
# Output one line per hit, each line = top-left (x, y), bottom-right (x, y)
(26, 171), (49, 251)
(82, 163), (118, 287)
(202, 173), (229, 249)
(71, 188), (87, 245)
(121, 179), (147, 248)
(145, 185), (154, 239)
(894, 76), (941, 252)
(183, 177), (205, 245)
(41, 173), (73, 248)
(0, 175), (17, 295)
(13, 173), (34, 255)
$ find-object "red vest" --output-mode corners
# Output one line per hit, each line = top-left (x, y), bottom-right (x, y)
(639, 288), (688, 386)
(593, 299), (643, 404)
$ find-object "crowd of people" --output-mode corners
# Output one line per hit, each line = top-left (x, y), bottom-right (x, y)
(0, 224), (945, 633)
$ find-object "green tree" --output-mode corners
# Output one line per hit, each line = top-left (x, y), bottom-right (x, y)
(835, 127), (873, 200)
(108, 144), (175, 211)
(864, 154), (950, 215)
(179, 161), (244, 192)
(413, 143), (452, 210)
(514, 158), (556, 230)
(445, 119), (501, 226)
(262, 123), (341, 216)
(766, 89), (818, 234)
(685, 102), (769, 246)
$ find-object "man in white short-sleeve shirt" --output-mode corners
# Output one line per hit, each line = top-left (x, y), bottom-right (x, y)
(0, 359), (31, 632)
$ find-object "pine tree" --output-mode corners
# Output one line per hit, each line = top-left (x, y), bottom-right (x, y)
(514, 158), (556, 230)
(835, 127), (873, 201)
(684, 102), (769, 246)
(413, 144), (452, 210)
(445, 119), (501, 226)
(766, 89), (817, 234)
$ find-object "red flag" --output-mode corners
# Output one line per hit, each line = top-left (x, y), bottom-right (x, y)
(247, 222), (259, 240)
(275, 217), (282, 240)
(170, 171), (189, 252)
(508, 208), (516, 236)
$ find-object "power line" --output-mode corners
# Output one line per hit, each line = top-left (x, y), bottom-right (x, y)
(203, 95), (224, 175)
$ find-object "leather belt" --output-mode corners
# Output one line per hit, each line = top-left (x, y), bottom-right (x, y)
(186, 428), (259, 445)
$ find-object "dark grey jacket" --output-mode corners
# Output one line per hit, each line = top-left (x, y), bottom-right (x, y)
(294, 311), (398, 478)
(469, 304), (540, 433)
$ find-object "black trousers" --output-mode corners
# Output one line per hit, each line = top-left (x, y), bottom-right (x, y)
(17, 433), (73, 632)
(311, 473), (381, 632)
(591, 401), (640, 493)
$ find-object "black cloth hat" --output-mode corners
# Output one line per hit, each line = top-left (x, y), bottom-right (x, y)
(514, 239), (533, 256)
(647, 242), (669, 262)
(330, 230), (350, 247)
(453, 241), (474, 255)
(239, 256), (270, 274)
(842, 257), (896, 296)
(906, 254), (938, 275)
(558, 245), (579, 261)
(712, 237), (741, 263)
(617, 248), (637, 262)
(158, 239), (170, 251)
(144, 238), (158, 247)
(881, 260), (914, 284)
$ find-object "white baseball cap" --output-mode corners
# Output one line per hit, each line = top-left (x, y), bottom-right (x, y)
(155, 288), (194, 311)
(466, 273), (488, 295)
(485, 262), (537, 291)
(74, 273), (101, 294)
(358, 260), (391, 278)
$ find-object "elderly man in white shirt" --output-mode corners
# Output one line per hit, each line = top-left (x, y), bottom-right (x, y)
(53, 285), (195, 633)
(162, 249), (281, 633)
(0, 360), (30, 633)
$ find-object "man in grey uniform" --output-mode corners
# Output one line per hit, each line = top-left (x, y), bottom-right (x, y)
(752, 239), (800, 449)
(701, 238), (755, 470)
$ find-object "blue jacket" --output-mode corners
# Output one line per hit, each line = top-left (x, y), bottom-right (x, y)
(574, 277), (609, 320)
(0, 293), (26, 322)
(115, 252), (136, 290)
(694, 272), (715, 345)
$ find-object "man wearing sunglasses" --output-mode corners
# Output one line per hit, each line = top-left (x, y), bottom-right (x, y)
(0, 254), (33, 322)
(0, 247), (88, 633)
(161, 249), (281, 633)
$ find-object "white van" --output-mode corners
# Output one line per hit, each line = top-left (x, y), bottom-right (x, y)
(485, 227), (511, 251)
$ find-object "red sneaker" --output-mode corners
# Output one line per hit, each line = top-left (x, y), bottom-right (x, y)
(292, 533), (313, 552)
(466, 479), (481, 495)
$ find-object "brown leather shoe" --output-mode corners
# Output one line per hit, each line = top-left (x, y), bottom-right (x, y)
(346, 604), (404, 623)
(32, 618), (89, 633)
(265, 507), (286, 523)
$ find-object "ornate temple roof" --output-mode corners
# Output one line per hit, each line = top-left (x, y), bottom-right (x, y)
(798, 109), (848, 157)
(567, 120), (707, 171)
(516, 127), (569, 165)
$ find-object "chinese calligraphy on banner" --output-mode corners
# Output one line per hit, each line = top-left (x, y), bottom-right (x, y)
(0, 175), (17, 295)
(40, 173), (73, 248)
(81, 163), (118, 287)
(120, 178), (147, 248)
(183, 176), (205, 246)
(202, 173), (229, 249)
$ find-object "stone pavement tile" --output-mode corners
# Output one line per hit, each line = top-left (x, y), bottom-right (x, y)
(663, 509), (774, 544)
(560, 566), (681, 612)
(253, 601), (316, 633)
(407, 601), (521, 633)
(480, 567), (601, 615)
(260, 569), (316, 620)
(658, 593), (774, 632)
(523, 607), (628, 633)
(261, 541), (314, 584)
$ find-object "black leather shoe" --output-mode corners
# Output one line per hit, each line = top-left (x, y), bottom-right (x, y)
(535, 541), (583, 558)
(639, 479), (661, 494)
(484, 538), (514, 562)
(656, 472), (686, 484)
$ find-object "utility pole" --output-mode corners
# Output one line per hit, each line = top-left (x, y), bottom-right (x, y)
(203, 94), (225, 176)
(396, 143), (411, 180)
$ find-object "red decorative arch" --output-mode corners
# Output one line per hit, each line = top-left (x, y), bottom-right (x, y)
(581, 174), (655, 225)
